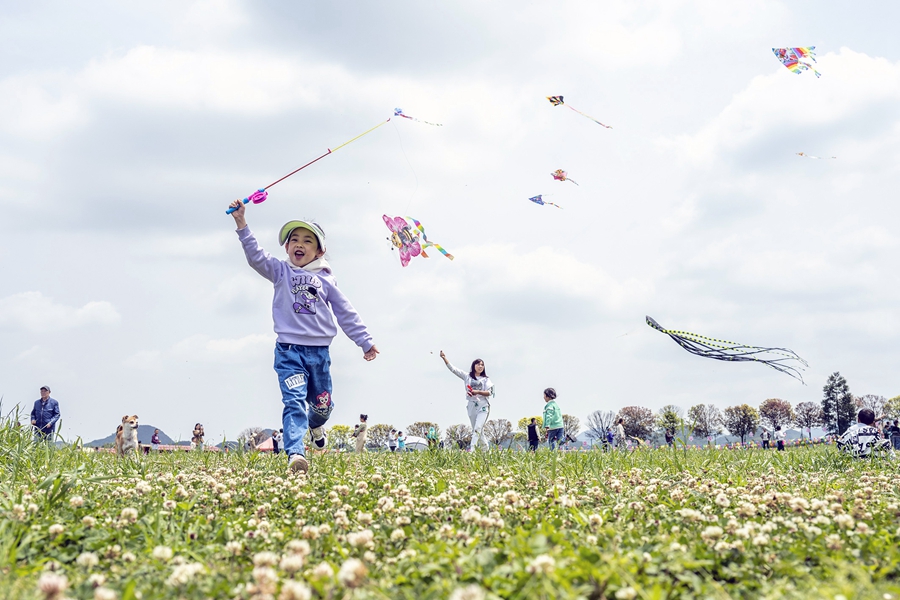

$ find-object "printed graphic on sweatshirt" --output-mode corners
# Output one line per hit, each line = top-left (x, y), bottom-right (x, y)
(290, 274), (323, 315)
(284, 374), (306, 390)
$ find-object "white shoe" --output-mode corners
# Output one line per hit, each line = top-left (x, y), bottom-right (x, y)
(311, 427), (327, 449)
(288, 454), (309, 474)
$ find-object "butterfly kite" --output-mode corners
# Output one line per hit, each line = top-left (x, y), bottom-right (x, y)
(796, 152), (836, 159)
(383, 215), (453, 267)
(551, 169), (579, 185)
(547, 96), (612, 128)
(393, 108), (442, 127)
(529, 195), (562, 209)
(772, 47), (821, 78)
(646, 316), (808, 384)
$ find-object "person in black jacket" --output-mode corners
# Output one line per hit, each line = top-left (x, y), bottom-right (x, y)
(527, 418), (540, 452)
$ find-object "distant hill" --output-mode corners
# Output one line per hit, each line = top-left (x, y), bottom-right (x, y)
(85, 425), (175, 447)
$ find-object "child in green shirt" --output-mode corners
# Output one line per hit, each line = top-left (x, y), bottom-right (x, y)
(543, 388), (564, 450)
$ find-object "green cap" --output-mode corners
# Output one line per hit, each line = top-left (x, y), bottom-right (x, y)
(279, 220), (326, 251)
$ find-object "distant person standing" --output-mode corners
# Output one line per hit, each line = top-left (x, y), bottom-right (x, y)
(615, 418), (627, 450)
(388, 429), (398, 452)
(605, 427), (614, 451)
(273, 428), (283, 454)
(439, 351), (494, 451)
(760, 428), (771, 449)
(151, 429), (161, 451)
(397, 431), (406, 452)
(527, 418), (540, 452)
(775, 425), (786, 451)
(542, 388), (564, 451)
(353, 414), (368, 453)
(31, 386), (60, 443)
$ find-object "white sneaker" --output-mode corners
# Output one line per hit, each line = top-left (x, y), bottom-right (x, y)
(311, 427), (327, 449)
(288, 454), (309, 474)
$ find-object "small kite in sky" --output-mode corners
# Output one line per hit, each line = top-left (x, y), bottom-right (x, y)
(393, 108), (443, 126)
(796, 152), (836, 159)
(383, 215), (453, 267)
(529, 195), (562, 209)
(772, 47), (821, 78)
(646, 316), (808, 384)
(547, 95), (612, 128)
(551, 169), (579, 185)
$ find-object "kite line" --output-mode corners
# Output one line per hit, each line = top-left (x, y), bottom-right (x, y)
(225, 118), (392, 215)
(646, 316), (808, 384)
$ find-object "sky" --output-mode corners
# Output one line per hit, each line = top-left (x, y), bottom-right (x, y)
(1, 0), (899, 444)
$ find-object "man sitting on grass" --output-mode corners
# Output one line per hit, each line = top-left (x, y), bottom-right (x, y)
(837, 409), (892, 458)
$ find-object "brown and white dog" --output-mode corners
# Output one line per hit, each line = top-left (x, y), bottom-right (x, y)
(115, 415), (140, 456)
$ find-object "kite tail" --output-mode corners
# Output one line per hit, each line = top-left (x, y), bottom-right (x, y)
(568, 105), (612, 128)
(425, 242), (454, 261)
(406, 217), (454, 260)
(547, 202), (563, 209)
(568, 179), (579, 186)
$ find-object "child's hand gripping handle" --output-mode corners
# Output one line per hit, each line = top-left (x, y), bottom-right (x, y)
(225, 190), (268, 215)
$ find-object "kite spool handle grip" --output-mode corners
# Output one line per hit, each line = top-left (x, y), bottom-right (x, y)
(225, 189), (267, 215)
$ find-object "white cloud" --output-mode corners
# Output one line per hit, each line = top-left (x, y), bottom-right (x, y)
(0, 75), (86, 138)
(171, 333), (273, 364)
(0, 292), (120, 332)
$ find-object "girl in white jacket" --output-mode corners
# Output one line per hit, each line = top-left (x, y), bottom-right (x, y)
(440, 351), (494, 450)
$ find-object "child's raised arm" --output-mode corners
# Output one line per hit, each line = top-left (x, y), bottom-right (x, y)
(229, 199), (247, 229)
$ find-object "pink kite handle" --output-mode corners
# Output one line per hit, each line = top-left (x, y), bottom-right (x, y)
(225, 189), (268, 214)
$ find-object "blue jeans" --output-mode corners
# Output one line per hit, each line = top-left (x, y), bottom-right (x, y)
(547, 428), (565, 450)
(274, 343), (334, 457)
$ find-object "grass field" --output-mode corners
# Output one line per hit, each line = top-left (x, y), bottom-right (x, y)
(2, 423), (900, 600)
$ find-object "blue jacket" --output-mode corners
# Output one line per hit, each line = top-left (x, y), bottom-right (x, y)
(31, 398), (60, 432)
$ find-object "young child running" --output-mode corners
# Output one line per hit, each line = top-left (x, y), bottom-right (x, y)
(229, 201), (379, 474)
(439, 351), (494, 450)
(542, 388), (564, 450)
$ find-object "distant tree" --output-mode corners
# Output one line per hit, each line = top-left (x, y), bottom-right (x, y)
(483, 419), (513, 446)
(794, 402), (823, 439)
(822, 372), (855, 435)
(444, 424), (472, 449)
(722, 404), (760, 444)
(885, 396), (900, 422)
(562, 414), (581, 441)
(366, 424), (394, 449)
(407, 421), (440, 440)
(617, 406), (655, 441)
(687, 404), (723, 440)
(584, 410), (615, 441)
(237, 427), (265, 450)
(855, 394), (887, 418)
(328, 424), (353, 450)
(758, 398), (794, 431)
(656, 405), (683, 438)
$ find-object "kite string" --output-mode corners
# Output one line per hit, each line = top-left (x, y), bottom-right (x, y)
(391, 119), (419, 214)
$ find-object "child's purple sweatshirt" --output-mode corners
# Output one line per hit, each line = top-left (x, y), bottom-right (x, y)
(238, 227), (373, 351)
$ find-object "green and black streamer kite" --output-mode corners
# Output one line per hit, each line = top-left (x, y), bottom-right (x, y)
(646, 316), (808, 384)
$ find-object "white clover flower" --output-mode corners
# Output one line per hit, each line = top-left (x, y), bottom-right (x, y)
(69, 496), (84, 508)
(284, 539), (310, 557)
(615, 586), (638, 600)
(311, 562), (335, 579)
(752, 534), (770, 546)
(825, 534), (843, 550)
(701, 526), (724, 542)
(834, 514), (855, 529)
(37, 572), (68, 599)
(87, 574), (106, 587)
(390, 528), (406, 542)
(48, 524), (65, 537)
(163, 500), (176, 510)
(337, 558), (367, 588)
(253, 551), (280, 567)
(93, 586), (117, 600)
(357, 512), (373, 526)
(152, 546), (173, 561)
(526, 554), (556, 575)
(347, 529), (374, 548)
(449, 585), (487, 600)
(165, 562), (205, 586)
(280, 554), (305, 573)
(76, 552), (100, 568)
(278, 580), (312, 600)
(252, 566), (278, 595)
(121, 551), (136, 562)
(225, 541), (243, 555)
(714, 493), (730, 508)
(119, 508), (139, 523)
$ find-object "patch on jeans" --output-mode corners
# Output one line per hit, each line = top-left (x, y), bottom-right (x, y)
(310, 391), (333, 418)
(285, 374), (306, 389)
